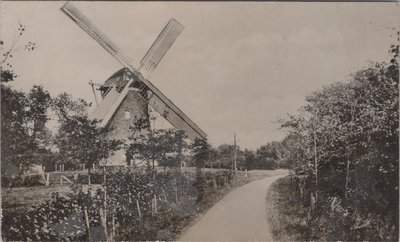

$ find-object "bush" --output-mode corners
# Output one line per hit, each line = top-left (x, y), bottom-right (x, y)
(267, 175), (399, 241)
(77, 172), (104, 184)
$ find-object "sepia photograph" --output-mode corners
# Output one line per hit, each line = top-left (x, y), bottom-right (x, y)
(1, 1), (399, 241)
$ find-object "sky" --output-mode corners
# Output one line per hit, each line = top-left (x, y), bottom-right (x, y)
(1, 2), (399, 149)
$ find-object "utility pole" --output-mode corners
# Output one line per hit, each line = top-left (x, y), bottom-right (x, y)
(233, 132), (237, 172)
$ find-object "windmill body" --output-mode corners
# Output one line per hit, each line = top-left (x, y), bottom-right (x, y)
(61, 2), (206, 166)
(90, 68), (150, 142)
(90, 68), (150, 166)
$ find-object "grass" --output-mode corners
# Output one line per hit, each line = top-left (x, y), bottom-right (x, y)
(266, 175), (310, 241)
(2, 185), (70, 213)
(1, 184), (101, 213)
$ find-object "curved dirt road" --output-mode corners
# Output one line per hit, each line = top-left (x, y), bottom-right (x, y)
(179, 172), (287, 241)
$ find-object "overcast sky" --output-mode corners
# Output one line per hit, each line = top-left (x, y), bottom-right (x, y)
(1, 2), (398, 149)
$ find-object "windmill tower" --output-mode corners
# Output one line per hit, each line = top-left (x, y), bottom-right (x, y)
(61, 2), (207, 166)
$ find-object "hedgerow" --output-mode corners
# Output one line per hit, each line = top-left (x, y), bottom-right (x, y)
(2, 169), (235, 241)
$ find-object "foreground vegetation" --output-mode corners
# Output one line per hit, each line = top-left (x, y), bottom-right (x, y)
(273, 40), (399, 240)
(267, 175), (398, 241)
(266, 176), (308, 241)
(2, 169), (279, 241)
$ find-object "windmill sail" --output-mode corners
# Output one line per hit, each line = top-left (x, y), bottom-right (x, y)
(61, 2), (133, 68)
(93, 68), (207, 140)
(61, 2), (206, 140)
(149, 94), (206, 140)
(139, 18), (184, 78)
(136, 73), (207, 140)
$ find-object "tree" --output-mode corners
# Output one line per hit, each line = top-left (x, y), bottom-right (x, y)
(279, 132), (308, 172)
(215, 144), (234, 169)
(52, 92), (90, 122)
(190, 137), (211, 169)
(278, 40), (399, 239)
(1, 23), (35, 83)
(242, 149), (256, 170)
(204, 146), (218, 168)
(26, 86), (52, 148)
(163, 129), (189, 169)
(1, 86), (30, 175)
(255, 145), (277, 170)
(134, 129), (188, 170)
(1, 24), (45, 175)
(127, 116), (190, 172)
(190, 137), (211, 202)
(53, 93), (121, 184)
(1, 85), (52, 175)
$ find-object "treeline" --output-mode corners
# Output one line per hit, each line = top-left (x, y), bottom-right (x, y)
(195, 142), (286, 170)
(2, 73), (283, 179)
(278, 42), (399, 240)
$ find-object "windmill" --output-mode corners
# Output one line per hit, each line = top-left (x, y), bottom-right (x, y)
(61, 2), (206, 166)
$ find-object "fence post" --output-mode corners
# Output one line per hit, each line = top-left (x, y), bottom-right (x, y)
(84, 208), (91, 241)
(112, 212), (116, 242)
(46, 173), (50, 186)
(311, 192), (316, 211)
(151, 197), (154, 215)
(175, 183), (179, 204)
(212, 177), (217, 190)
(161, 188), (168, 202)
(136, 199), (142, 221)
(99, 208), (108, 240)
(154, 195), (158, 214)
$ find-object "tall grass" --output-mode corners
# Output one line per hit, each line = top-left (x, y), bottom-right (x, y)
(266, 175), (399, 241)
(266, 176), (309, 241)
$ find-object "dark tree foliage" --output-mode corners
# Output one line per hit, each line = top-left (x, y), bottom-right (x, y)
(1, 85), (52, 175)
(190, 137), (211, 169)
(55, 116), (120, 169)
(190, 137), (211, 202)
(278, 40), (399, 240)
(127, 117), (190, 171)
(53, 93), (121, 183)
(1, 24), (46, 175)
(255, 144), (279, 170)
(52, 92), (90, 122)
(224, 142), (282, 171)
